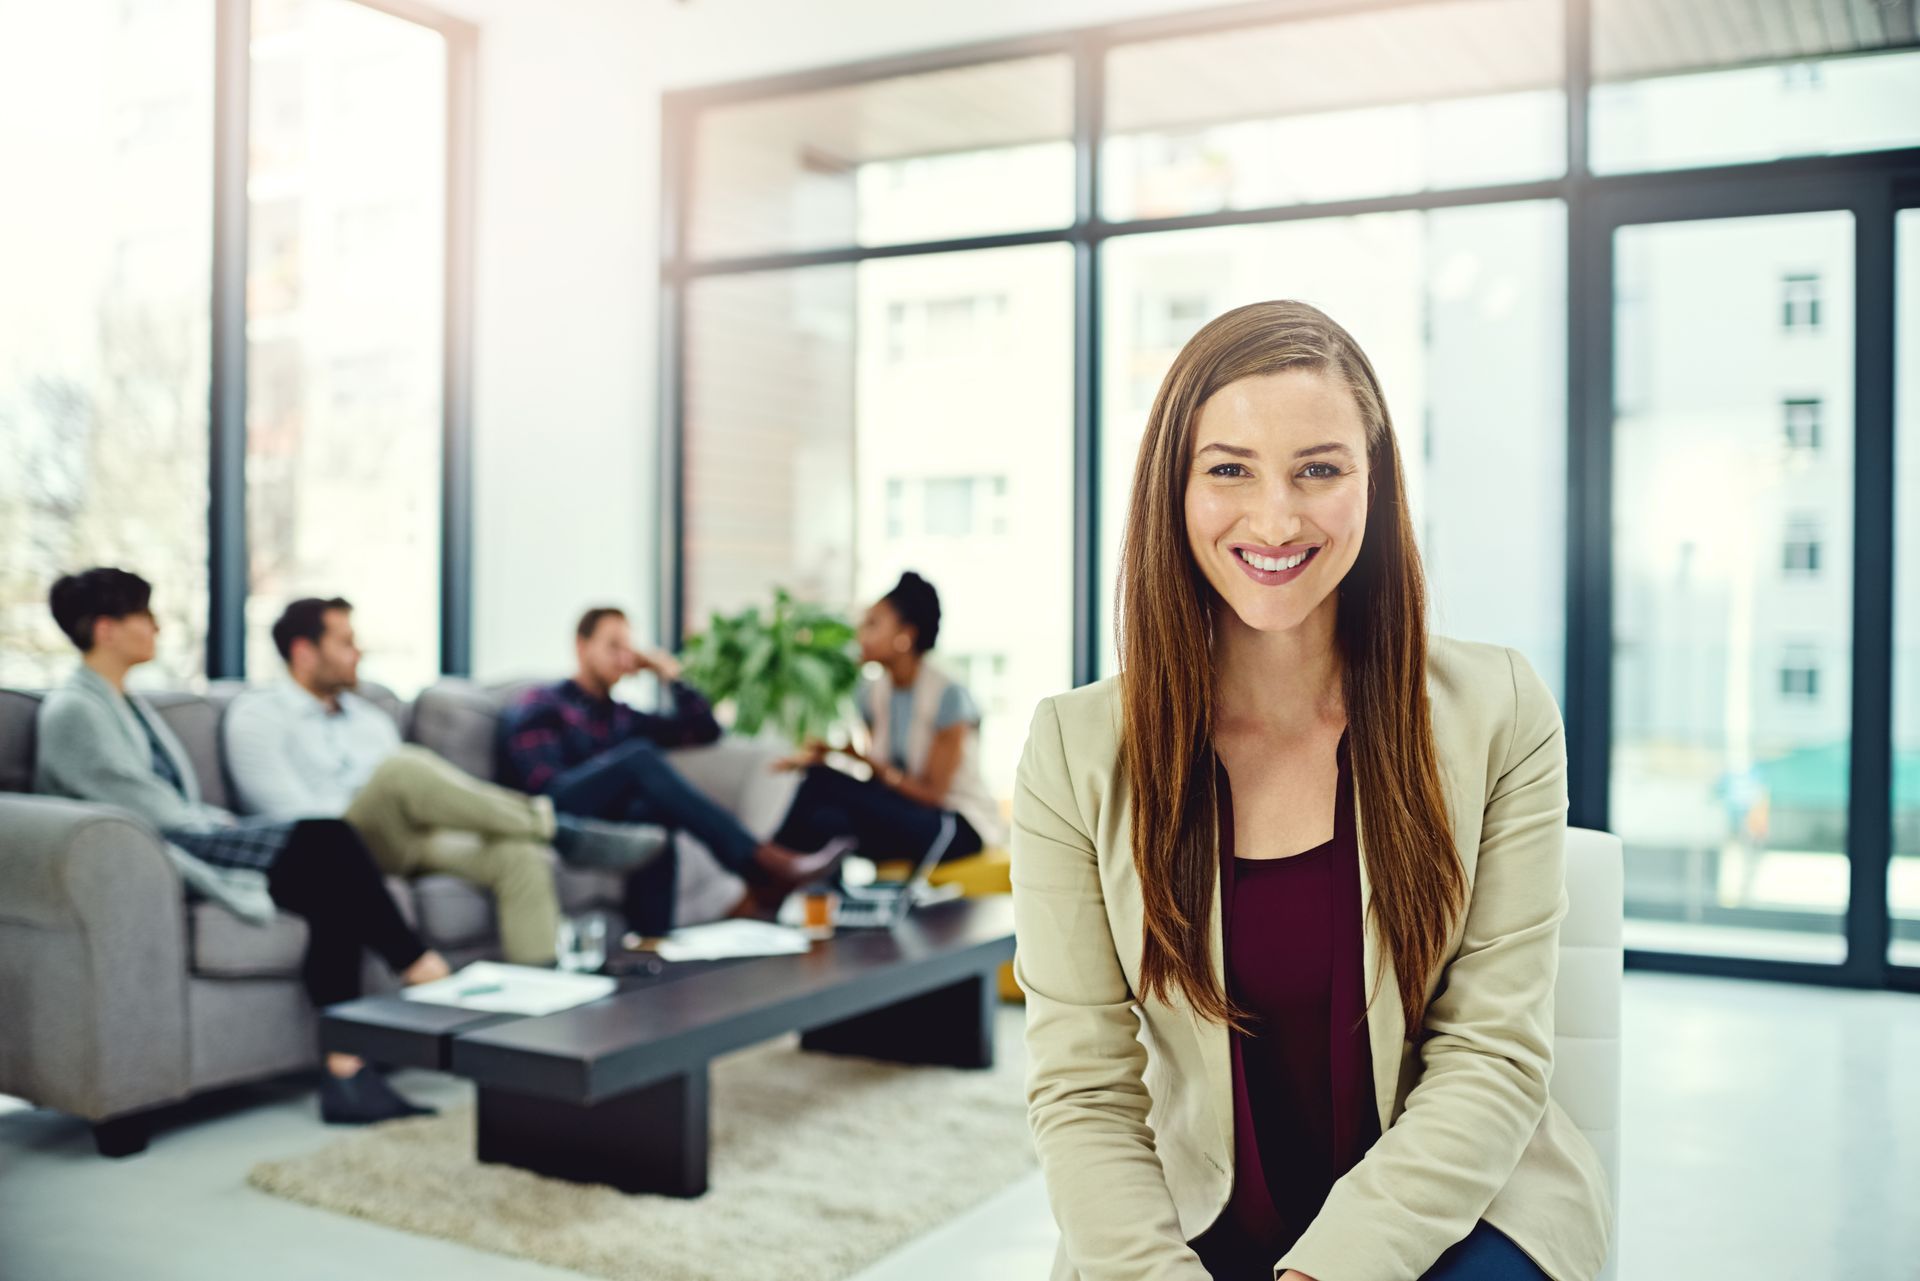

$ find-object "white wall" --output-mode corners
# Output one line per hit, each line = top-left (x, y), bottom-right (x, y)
(436, 0), (661, 680)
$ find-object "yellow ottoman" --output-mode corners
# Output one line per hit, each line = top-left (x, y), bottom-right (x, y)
(875, 846), (1023, 1002)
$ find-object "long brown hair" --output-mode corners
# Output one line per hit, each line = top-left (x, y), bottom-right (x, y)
(1116, 299), (1463, 1036)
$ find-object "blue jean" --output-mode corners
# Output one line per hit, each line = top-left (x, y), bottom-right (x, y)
(546, 738), (763, 934)
(547, 738), (760, 873)
(1199, 1218), (1549, 1281)
(1418, 1221), (1552, 1281)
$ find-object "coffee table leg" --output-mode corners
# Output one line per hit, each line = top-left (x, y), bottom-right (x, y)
(476, 1067), (710, 1197)
(800, 969), (996, 1069)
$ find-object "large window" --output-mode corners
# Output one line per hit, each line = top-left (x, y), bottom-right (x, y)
(664, 0), (1920, 989)
(0, 0), (214, 687)
(1103, 0), (1565, 221)
(0, 0), (466, 695)
(687, 53), (1073, 259)
(1895, 208), (1920, 968)
(1611, 212), (1856, 963)
(245, 0), (448, 694)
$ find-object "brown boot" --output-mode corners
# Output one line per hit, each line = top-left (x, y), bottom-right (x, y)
(751, 836), (853, 889)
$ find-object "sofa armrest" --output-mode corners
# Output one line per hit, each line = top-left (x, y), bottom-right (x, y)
(0, 793), (192, 1120)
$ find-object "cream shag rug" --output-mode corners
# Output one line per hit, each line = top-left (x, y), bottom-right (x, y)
(248, 1029), (1037, 1281)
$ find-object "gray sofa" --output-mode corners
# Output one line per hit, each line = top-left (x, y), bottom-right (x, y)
(0, 676), (800, 1155)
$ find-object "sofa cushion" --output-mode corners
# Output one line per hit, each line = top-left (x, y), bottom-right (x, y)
(189, 900), (310, 978)
(554, 863), (629, 916)
(409, 678), (506, 781)
(190, 874), (419, 978)
(0, 688), (42, 794)
(411, 873), (498, 950)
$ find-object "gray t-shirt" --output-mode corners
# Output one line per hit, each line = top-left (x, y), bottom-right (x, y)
(857, 675), (981, 771)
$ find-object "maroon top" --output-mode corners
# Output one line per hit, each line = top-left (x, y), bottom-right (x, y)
(1190, 726), (1380, 1279)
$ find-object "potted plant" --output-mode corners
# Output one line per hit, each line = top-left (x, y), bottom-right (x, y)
(676, 588), (861, 746)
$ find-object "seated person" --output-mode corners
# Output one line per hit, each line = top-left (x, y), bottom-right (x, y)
(224, 597), (659, 967)
(773, 571), (1006, 871)
(497, 606), (846, 931)
(34, 569), (448, 1125)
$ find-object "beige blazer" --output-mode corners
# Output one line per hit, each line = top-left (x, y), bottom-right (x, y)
(1010, 635), (1613, 1281)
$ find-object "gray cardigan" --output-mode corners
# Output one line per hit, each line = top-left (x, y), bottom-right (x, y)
(33, 666), (276, 924)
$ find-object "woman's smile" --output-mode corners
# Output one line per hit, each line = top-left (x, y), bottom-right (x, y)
(1230, 542), (1321, 585)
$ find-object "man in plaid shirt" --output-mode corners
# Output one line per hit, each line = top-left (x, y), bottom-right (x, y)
(497, 607), (845, 929)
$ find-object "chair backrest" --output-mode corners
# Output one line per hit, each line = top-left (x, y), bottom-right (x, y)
(1555, 825), (1624, 1280)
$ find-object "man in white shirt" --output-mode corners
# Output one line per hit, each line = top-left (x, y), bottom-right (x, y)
(225, 598), (661, 966)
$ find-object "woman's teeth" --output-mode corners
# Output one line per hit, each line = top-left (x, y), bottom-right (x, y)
(1237, 547), (1314, 572)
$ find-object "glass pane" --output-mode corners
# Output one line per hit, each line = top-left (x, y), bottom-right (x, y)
(0, 0), (213, 687)
(1098, 202), (1566, 694)
(1612, 212), (1854, 962)
(1591, 1), (1920, 175)
(684, 266), (858, 620)
(688, 54), (1073, 260)
(1103, 0), (1564, 222)
(684, 245), (1074, 802)
(245, 0), (446, 695)
(1895, 208), (1920, 968)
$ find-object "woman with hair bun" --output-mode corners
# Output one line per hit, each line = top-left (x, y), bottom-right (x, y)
(774, 571), (1005, 871)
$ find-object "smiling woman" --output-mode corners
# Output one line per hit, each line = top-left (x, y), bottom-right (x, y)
(1012, 299), (1610, 1280)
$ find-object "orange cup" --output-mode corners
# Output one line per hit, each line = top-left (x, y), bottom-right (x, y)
(801, 888), (839, 940)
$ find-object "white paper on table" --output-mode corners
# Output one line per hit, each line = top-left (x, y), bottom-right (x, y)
(399, 961), (617, 1016)
(652, 919), (813, 962)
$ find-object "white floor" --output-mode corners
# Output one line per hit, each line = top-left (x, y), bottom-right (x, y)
(2, 973), (1917, 1281)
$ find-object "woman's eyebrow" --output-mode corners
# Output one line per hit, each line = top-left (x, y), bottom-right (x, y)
(1195, 442), (1354, 459)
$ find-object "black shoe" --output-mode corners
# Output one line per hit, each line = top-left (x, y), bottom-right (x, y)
(552, 814), (672, 870)
(319, 1067), (436, 1125)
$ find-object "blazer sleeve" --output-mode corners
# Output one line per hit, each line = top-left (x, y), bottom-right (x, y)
(1276, 647), (1571, 1281)
(1012, 696), (1211, 1280)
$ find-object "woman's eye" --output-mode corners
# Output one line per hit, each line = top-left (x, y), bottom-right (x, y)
(1301, 463), (1341, 479)
(1208, 463), (1249, 478)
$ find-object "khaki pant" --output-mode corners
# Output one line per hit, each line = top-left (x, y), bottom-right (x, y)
(344, 746), (560, 965)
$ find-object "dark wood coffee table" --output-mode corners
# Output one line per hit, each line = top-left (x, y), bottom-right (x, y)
(321, 896), (1016, 1197)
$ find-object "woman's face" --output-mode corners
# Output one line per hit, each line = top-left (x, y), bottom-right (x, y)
(1183, 369), (1371, 637)
(101, 608), (159, 667)
(857, 600), (914, 664)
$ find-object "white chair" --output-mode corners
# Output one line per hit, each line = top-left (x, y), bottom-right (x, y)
(1552, 827), (1625, 1281)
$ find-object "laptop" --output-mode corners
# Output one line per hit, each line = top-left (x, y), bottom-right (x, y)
(833, 812), (965, 929)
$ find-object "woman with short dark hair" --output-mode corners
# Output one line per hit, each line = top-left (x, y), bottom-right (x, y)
(34, 567), (452, 1125)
